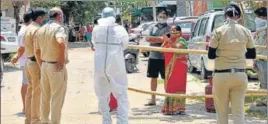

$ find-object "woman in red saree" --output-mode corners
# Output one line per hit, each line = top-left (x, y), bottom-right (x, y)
(161, 25), (188, 115)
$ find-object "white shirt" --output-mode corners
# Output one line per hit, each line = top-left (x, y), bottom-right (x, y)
(18, 24), (28, 67)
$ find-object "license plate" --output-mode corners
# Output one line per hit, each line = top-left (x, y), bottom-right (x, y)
(7, 37), (15, 42)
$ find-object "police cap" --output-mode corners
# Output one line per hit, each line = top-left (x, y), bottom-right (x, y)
(254, 7), (267, 17)
(224, 3), (241, 18)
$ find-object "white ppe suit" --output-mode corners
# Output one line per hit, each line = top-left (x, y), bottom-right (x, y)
(92, 15), (129, 124)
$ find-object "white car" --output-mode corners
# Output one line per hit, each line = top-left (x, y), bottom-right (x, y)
(129, 21), (156, 35)
(188, 10), (256, 79)
(1, 28), (18, 55)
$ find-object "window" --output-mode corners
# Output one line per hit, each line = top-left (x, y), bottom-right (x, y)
(212, 13), (256, 32)
(193, 20), (201, 37)
(198, 18), (208, 36)
(213, 15), (225, 30)
(175, 22), (192, 29)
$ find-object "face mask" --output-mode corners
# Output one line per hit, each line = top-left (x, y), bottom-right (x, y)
(43, 18), (49, 25)
(158, 18), (167, 24)
(255, 17), (266, 28)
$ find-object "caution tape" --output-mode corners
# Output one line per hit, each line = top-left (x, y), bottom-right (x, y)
(127, 45), (268, 60)
(128, 87), (267, 99)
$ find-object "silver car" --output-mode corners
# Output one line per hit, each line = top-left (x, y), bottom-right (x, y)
(188, 10), (256, 79)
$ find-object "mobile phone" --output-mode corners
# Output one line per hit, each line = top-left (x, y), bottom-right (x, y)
(166, 33), (171, 38)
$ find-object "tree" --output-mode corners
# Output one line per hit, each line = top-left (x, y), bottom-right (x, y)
(12, 1), (24, 33)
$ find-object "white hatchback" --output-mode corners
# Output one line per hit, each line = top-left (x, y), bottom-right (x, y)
(1, 28), (18, 55)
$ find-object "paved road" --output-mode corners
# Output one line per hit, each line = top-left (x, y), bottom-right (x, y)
(1, 42), (265, 124)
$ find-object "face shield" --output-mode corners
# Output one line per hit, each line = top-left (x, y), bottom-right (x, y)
(98, 7), (116, 26)
(102, 7), (116, 18)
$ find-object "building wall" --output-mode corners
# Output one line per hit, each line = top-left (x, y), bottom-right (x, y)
(1, 1), (30, 21)
(1, 2), (14, 18)
(193, 0), (208, 16)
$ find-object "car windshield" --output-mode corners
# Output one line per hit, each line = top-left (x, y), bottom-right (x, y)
(174, 22), (192, 33)
(213, 13), (256, 32)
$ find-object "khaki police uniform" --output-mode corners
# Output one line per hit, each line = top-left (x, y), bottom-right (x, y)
(24, 21), (41, 124)
(209, 19), (255, 124)
(35, 20), (68, 124)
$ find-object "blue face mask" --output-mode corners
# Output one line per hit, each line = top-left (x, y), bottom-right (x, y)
(255, 17), (266, 29)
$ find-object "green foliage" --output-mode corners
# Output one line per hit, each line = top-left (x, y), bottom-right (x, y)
(30, 1), (60, 9)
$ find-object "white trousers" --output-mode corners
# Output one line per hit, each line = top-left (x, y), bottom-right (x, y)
(94, 78), (129, 124)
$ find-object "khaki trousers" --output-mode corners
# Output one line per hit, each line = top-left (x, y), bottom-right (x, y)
(213, 72), (248, 124)
(25, 61), (41, 124)
(40, 63), (67, 124)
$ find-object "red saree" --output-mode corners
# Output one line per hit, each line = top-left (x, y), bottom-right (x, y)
(161, 37), (188, 115)
(109, 94), (117, 110)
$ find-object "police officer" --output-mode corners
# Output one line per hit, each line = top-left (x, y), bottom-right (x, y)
(24, 9), (46, 124)
(208, 3), (256, 124)
(34, 7), (68, 124)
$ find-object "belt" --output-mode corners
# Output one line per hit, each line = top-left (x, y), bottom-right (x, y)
(28, 56), (36, 62)
(214, 68), (245, 73)
(42, 60), (57, 64)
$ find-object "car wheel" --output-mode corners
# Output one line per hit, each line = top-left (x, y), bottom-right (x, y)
(188, 60), (197, 73)
(125, 55), (136, 73)
(201, 60), (211, 80)
(142, 52), (150, 57)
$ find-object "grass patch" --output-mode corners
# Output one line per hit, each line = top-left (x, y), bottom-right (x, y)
(196, 97), (205, 103)
(245, 96), (267, 103)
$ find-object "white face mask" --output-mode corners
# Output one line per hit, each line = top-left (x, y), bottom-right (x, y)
(255, 17), (267, 28)
(158, 18), (167, 24)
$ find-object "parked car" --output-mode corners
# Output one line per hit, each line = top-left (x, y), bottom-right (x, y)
(1, 28), (18, 59)
(124, 34), (139, 73)
(139, 22), (157, 57)
(129, 21), (155, 35)
(167, 17), (198, 41)
(139, 18), (197, 57)
(188, 11), (256, 79)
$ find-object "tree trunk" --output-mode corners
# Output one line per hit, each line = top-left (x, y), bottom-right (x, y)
(12, 1), (23, 33)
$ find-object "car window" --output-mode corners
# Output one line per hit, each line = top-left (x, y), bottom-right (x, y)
(174, 22), (192, 29)
(193, 20), (201, 37)
(213, 15), (225, 30)
(198, 18), (208, 36)
(213, 13), (256, 32)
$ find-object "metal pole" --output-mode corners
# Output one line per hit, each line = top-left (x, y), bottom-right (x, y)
(152, 0), (157, 22)
(266, 0), (268, 122)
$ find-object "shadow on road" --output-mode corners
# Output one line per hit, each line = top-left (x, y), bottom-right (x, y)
(130, 101), (265, 123)
(69, 42), (90, 49)
(13, 112), (25, 117)
(3, 64), (20, 73)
